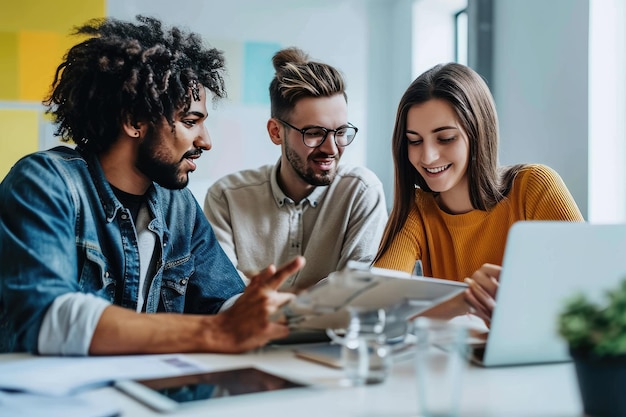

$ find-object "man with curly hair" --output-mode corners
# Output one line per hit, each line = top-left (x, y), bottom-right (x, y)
(0, 16), (303, 355)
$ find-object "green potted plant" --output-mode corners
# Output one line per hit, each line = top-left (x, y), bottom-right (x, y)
(558, 279), (626, 417)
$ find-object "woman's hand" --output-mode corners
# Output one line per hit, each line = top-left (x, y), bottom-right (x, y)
(464, 263), (501, 326)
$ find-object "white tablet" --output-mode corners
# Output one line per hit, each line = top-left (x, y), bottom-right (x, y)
(283, 263), (468, 331)
(115, 367), (309, 412)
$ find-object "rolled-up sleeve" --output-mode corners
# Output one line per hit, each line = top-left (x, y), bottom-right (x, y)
(38, 293), (111, 356)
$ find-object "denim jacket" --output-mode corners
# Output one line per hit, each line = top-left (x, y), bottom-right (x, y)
(0, 146), (245, 353)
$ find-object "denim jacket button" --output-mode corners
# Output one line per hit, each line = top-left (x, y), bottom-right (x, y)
(180, 278), (188, 285)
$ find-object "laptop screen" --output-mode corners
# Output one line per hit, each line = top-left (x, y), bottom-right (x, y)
(478, 221), (626, 367)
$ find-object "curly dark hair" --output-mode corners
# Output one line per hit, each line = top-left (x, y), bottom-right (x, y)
(44, 15), (226, 154)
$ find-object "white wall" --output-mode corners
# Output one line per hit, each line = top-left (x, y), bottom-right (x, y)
(492, 0), (590, 219)
(365, 0), (414, 210)
(412, 0), (467, 78)
(588, 0), (626, 223)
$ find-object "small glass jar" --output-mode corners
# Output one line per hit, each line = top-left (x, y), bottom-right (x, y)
(327, 307), (392, 386)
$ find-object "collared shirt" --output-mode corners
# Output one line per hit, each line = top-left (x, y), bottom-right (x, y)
(0, 146), (245, 354)
(204, 161), (388, 290)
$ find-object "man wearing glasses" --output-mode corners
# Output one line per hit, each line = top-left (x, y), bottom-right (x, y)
(204, 47), (387, 291)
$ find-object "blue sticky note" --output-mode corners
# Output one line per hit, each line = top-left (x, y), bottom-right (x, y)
(243, 41), (281, 105)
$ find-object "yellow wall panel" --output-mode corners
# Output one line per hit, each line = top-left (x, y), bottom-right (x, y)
(0, 0), (106, 32)
(0, 0), (106, 178)
(0, 110), (39, 180)
(19, 31), (62, 102)
(0, 32), (19, 100)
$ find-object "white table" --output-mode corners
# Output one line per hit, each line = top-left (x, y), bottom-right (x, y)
(2, 343), (582, 417)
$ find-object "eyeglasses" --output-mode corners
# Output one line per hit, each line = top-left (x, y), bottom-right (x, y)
(277, 119), (358, 148)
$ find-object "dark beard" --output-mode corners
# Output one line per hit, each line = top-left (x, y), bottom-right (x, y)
(284, 143), (336, 186)
(135, 127), (195, 190)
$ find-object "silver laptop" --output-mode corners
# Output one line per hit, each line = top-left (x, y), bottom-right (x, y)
(473, 221), (626, 367)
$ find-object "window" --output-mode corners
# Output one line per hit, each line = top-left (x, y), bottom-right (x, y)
(454, 8), (468, 65)
(412, 0), (468, 78)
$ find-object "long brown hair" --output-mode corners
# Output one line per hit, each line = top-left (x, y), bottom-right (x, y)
(374, 63), (525, 262)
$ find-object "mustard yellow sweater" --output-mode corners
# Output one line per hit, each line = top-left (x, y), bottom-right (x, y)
(374, 164), (584, 281)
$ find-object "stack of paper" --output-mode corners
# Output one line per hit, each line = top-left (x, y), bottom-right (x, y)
(0, 354), (209, 416)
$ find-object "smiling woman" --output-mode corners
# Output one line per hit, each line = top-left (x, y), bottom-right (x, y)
(373, 62), (584, 325)
(405, 99), (471, 214)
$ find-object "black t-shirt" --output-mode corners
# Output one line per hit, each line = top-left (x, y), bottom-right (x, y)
(110, 184), (147, 224)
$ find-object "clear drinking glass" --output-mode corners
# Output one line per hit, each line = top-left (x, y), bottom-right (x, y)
(414, 317), (469, 417)
(327, 307), (393, 386)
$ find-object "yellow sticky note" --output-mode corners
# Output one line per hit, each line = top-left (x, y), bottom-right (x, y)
(19, 31), (61, 102)
(0, 109), (39, 180)
(0, 32), (19, 100)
